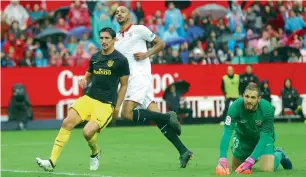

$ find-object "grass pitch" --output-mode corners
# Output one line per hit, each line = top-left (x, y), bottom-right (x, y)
(1, 123), (306, 177)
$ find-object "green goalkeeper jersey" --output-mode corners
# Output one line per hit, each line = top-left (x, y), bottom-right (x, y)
(220, 98), (276, 159)
(225, 98), (275, 143)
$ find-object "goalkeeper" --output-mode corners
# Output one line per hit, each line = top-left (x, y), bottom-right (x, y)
(216, 84), (293, 175)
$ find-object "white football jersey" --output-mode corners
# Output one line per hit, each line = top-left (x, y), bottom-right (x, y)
(114, 25), (156, 76)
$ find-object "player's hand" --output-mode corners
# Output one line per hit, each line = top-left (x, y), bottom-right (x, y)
(79, 77), (87, 89)
(113, 107), (120, 120)
(216, 158), (230, 176)
(235, 157), (254, 174)
(133, 52), (148, 60)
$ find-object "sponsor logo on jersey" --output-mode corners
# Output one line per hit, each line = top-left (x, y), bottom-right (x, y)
(94, 68), (111, 75)
(107, 60), (114, 67)
(225, 116), (231, 125)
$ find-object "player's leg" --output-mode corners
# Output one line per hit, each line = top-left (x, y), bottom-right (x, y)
(231, 136), (251, 171)
(147, 102), (192, 168)
(260, 145), (293, 172)
(83, 101), (113, 170)
(36, 96), (91, 171)
(121, 76), (180, 132)
(36, 108), (82, 171)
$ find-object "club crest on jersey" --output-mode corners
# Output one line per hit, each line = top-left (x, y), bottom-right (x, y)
(107, 60), (114, 67)
(255, 120), (262, 126)
(225, 116), (231, 125)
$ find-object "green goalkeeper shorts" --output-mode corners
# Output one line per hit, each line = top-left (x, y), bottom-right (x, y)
(231, 136), (275, 161)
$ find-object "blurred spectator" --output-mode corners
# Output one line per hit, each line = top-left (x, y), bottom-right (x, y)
(189, 47), (203, 64)
(243, 48), (258, 63)
(56, 18), (70, 32)
(186, 18), (203, 44)
(73, 44), (90, 66)
(20, 49), (35, 67)
(226, 6), (245, 33)
(3, 33), (15, 53)
(35, 49), (48, 67)
(9, 20), (21, 37)
(262, 5), (276, 24)
(260, 80), (271, 103)
(170, 49), (181, 64)
(80, 33), (97, 56)
(281, 78), (304, 118)
(244, 6), (257, 32)
(164, 2), (184, 36)
(239, 64), (260, 95)
(200, 17), (216, 40)
(270, 49), (283, 63)
(255, 31), (271, 55)
(1, 51), (15, 67)
(179, 42), (189, 64)
(68, 1), (91, 29)
(216, 19), (231, 37)
(3, 0), (29, 30)
(8, 84), (33, 130)
(165, 84), (193, 119)
(29, 3), (47, 22)
(152, 51), (167, 64)
(221, 66), (239, 120)
(146, 16), (157, 33)
(287, 52), (299, 63)
(231, 48), (245, 64)
(163, 25), (179, 50)
(156, 18), (165, 39)
(285, 10), (306, 33)
(93, 13), (114, 46)
(67, 36), (78, 55)
(204, 49), (221, 64)
(258, 46), (271, 63)
(134, 1), (144, 24)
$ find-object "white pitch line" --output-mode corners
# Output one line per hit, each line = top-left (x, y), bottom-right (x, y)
(1, 169), (114, 177)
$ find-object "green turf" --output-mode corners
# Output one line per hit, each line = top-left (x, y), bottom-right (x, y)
(1, 123), (306, 177)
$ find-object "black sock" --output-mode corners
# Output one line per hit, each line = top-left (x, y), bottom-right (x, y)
(155, 120), (187, 155)
(133, 109), (170, 122)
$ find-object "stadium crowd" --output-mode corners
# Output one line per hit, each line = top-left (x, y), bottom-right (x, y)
(1, 0), (306, 68)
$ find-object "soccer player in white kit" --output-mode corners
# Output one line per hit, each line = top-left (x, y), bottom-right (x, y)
(114, 6), (193, 168)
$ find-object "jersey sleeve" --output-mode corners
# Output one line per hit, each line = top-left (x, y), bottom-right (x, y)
(87, 56), (94, 73)
(219, 99), (241, 158)
(224, 99), (241, 130)
(260, 104), (275, 133)
(119, 57), (130, 77)
(138, 25), (156, 42)
(250, 102), (275, 159)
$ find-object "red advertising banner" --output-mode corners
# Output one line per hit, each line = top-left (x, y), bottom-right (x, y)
(2, 64), (306, 107)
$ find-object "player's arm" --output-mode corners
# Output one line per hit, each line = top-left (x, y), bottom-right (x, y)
(145, 36), (165, 58)
(216, 100), (239, 175)
(114, 75), (128, 118)
(134, 26), (165, 60)
(113, 57), (130, 119)
(250, 108), (275, 160)
(79, 59), (93, 89)
(219, 106), (237, 158)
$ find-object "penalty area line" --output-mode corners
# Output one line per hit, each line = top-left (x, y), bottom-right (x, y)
(1, 169), (114, 177)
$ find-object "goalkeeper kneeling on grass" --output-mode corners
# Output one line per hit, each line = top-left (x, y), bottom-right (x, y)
(216, 84), (293, 176)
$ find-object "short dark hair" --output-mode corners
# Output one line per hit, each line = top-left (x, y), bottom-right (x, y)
(245, 83), (261, 95)
(99, 27), (116, 39)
